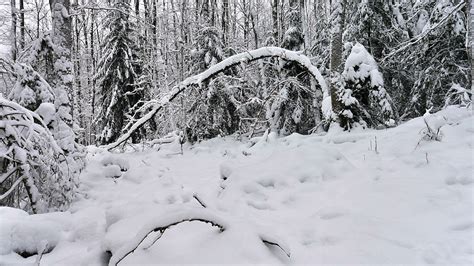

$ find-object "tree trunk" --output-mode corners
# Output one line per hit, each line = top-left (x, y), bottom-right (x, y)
(222, 0), (229, 45)
(90, 6), (97, 144)
(243, 0), (249, 49)
(272, 0), (279, 43)
(210, 0), (216, 26)
(329, 0), (346, 117)
(468, 0), (473, 88)
(19, 0), (25, 49)
(10, 0), (17, 61)
(201, 0), (209, 24)
(135, 0), (139, 16)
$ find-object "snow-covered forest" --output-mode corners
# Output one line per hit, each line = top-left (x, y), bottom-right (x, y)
(0, 0), (472, 265)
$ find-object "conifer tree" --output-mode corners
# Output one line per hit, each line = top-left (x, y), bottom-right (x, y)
(96, 0), (144, 144)
(337, 43), (395, 130)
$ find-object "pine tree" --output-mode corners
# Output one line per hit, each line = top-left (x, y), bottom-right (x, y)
(96, 0), (144, 144)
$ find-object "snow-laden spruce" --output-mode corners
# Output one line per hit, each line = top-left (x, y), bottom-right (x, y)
(336, 43), (395, 129)
(95, 0), (146, 145)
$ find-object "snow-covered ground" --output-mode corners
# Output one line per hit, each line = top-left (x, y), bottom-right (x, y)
(1, 106), (473, 265)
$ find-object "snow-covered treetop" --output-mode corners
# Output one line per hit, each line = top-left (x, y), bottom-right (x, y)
(343, 43), (384, 88)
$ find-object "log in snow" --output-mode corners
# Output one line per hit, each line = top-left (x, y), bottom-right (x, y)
(103, 47), (328, 150)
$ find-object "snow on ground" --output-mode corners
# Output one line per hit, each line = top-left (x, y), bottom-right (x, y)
(1, 106), (473, 265)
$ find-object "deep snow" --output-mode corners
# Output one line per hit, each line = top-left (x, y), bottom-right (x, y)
(1, 106), (473, 265)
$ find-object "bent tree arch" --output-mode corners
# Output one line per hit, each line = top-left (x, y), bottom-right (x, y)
(103, 47), (329, 150)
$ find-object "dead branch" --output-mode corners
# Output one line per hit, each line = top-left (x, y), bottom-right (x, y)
(109, 218), (226, 265)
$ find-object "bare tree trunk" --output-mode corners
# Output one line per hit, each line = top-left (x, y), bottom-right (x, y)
(272, 0), (279, 43)
(210, 0), (216, 26)
(279, 0), (284, 41)
(180, 0), (187, 43)
(300, 0), (307, 50)
(74, 0), (83, 136)
(10, 0), (17, 61)
(49, 0), (74, 129)
(250, 12), (258, 48)
(329, 0), (346, 116)
(233, 0), (237, 40)
(19, 0), (25, 49)
(468, 0), (473, 88)
(195, 0), (199, 24)
(90, 5), (97, 144)
(135, 0), (139, 16)
(222, 0), (229, 45)
(243, 0), (249, 49)
(201, 0), (209, 25)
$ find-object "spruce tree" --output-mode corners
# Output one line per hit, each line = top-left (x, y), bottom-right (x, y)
(337, 43), (395, 130)
(267, 0), (321, 135)
(96, 0), (144, 144)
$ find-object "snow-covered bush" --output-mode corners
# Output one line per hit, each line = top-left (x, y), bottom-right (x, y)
(419, 109), (446, 142)
(336, 43), (395, 130)
(0, 97), (76, 213)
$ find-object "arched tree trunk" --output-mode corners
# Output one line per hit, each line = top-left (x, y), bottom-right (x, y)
(103, 47), (328, 150)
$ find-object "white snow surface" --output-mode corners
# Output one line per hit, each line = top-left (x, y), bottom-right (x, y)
(1, 106), (473, 265)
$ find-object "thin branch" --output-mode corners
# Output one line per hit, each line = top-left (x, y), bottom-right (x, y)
(0, 176), (24, 201)
(109, 218), (226, 265)
(381, 2), (465, 62)
(261, 238), (291, 258)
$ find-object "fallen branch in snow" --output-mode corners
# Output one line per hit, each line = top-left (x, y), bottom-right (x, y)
(106, 208), (291, 265)
(103, 47), (328, 150)
(192, 194), (207, 208)
(261, 238), (291, 258)
(108, 211), (226, 265)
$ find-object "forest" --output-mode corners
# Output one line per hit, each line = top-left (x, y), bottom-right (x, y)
(0, 0), (473, 265)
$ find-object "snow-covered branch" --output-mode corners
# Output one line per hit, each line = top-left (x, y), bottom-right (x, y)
(104, 47), (328, 150)
(382, 1), (465, 62)
(106, 208), (291, 265)
(107, 209), (227, 265)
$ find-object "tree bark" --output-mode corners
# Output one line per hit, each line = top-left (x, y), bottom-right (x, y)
(222, 0), (229, 45)
(19, 0), (25, 49)
(10, 0), (17, 61)
(272, 0), (279, 43)
(135, 0), (139, 16)
(90, 5), (97, 144)
(329, 0), (346, 116)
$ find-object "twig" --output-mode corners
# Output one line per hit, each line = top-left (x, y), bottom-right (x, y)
(192, 194), (207, 208)
(261, 238), (291, 258)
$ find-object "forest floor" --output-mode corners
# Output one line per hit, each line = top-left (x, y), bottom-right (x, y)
(1, 106), (473, 265)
